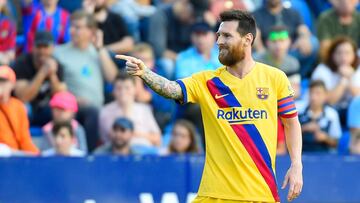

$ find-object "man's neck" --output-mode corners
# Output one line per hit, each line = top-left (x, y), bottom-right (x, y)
(74, 41), (90, 50)
(44, 5), (57, 15)
(95, 9), (108, 23)
(269, 52), (285, 65)
(310, 105), (323, 115)
(227, 55), (256, 79)
(338, 12), (353, 25)
(112, 145), (130, 155)
(268, 5), (282, 15)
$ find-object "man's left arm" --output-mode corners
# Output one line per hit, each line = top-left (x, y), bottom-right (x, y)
(281, 116), (303, 202)
(95, 29), (119, 82)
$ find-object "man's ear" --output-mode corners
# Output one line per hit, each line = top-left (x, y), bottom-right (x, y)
(245, 33), (254, 47)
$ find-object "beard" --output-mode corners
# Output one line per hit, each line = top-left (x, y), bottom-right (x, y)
(112, 139), (127, 149)
(218, 43), (245, 66)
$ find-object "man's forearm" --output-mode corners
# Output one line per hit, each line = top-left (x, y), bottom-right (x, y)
(283, 117), (302, 164)
(49, 74), (66, 93)
(140, 68), (182, 100)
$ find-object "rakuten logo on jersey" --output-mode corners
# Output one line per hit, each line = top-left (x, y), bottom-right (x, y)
(217, 108), (268, 124)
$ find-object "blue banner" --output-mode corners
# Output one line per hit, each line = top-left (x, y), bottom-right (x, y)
(0, 155), (359, 203)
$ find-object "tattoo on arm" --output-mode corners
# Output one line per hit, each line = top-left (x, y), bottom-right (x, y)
(140, 69), (183, 100)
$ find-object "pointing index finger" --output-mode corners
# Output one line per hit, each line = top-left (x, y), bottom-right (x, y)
(115, 54), (135, 61)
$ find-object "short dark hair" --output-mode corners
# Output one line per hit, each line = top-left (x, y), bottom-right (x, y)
(114, 71), (135, 84)
(71, 10), (97, 29)
(52, 121), (74, 137)
(219, 9), (257, 45)
(309, 80), (327, 91)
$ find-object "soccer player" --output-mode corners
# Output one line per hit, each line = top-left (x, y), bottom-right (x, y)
(117, 10), (303, 203)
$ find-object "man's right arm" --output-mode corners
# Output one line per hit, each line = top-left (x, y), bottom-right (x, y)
(116, 55), (183, 101)
(140, 68), (183, 100)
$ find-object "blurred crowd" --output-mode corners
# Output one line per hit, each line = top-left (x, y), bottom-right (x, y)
(0, 0), (360, 157)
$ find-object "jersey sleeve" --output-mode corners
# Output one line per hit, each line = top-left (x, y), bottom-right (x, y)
(277, 71), (298, 118)
(175, 72), (202, 104)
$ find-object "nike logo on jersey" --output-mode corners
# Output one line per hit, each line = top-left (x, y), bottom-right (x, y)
(215, 93), (229, 99)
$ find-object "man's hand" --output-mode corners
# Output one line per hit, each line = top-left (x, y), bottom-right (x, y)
(282, 162), (303, 202)
(292, 36), (312, 56)
(115, 55), (148, 77)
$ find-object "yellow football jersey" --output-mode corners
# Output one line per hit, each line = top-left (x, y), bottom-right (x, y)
(176, 63), (297, 202)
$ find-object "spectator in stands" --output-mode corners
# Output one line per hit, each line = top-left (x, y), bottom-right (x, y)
(252, 0), (318, 77)
(298, 80), (342, 152)
(0, 0), (16, 65)
(42, 121), (85, 156)
(311, 37), (360, 124)
(108, 0), (156, 41)
(210, 0), (257, 19)
(54, 10), (118, 151)
(99, 72), (161, 147)
(83, 0), (134, 54)
(289, 73), (302, 101)
(22, 0), (71, 52)
(13, 31), (66, 126)
(174, 21), (221, 79)
(317, 0), (360, 59)
(0, 65), (39, 155)
(146, 0), (209, 79)
(254, 26), (299, 76)
(166, 119), (200, 154)
(42, 91), (87, 152)
(348, 96), (360, 154)
(94, 117), (134, 155)
(131, 43), (175, 130)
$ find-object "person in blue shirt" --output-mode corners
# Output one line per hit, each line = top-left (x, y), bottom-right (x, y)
(174, 21), (221, 79)
(348, 96), (360, 154)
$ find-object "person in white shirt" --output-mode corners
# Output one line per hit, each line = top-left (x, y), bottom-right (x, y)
(43, 121), (85, 157)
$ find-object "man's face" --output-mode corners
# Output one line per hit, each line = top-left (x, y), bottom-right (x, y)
(216, 21), (246, 66)
(113, 79), (136, 105)
(70, 18), (93, 46)
(191, 31), (216, 54)
(173, 0), (194, 24)
(41, 0), (59, 7)
(266, 38), (290, 59)
(132, 52), (155, 70)
(111, 127), (133, 149)
(54, 127), (74, 155)
(333, 0), (357, 15)
(267, 0), (281, 8)
(33, 44), (54, 65)
(309, 86), (327, 108)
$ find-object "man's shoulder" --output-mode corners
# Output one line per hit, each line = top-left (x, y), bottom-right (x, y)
(13, 53), (34, 72)
(318, 9), (336, 22)
(324, 105), (339, 119)
(177, 47), (197, 59)
(94, 144), (112, 155)
(8, 97), (26, 108)
(54, 43), (72, 55)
